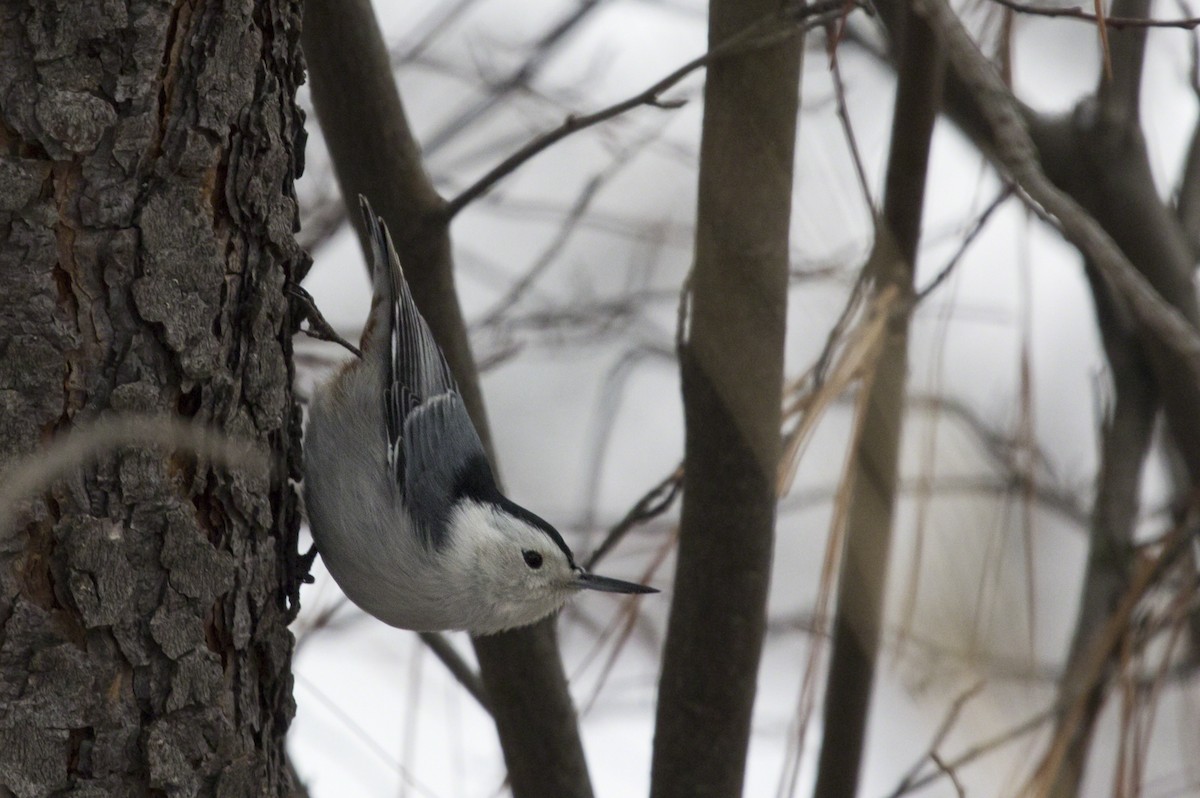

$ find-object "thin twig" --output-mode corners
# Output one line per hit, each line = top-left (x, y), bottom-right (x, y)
(422, 0), (611, 154)
(887, 681), (986, 796)
(914, 185), (1013, 302)
(583, 466), (684, 571)
(475, 133), (657, 328)
(1025, 497), (1200, 794)
(930, 753), (966, 798)
(886, 703), (1059, 795)
(443, 0), (855, 219)
(293, 672), (441, 797)
(987, 0), (1200, 28)
(827, 27), (877, 215)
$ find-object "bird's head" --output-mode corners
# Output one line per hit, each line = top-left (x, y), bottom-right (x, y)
(444, 497), (655, 635)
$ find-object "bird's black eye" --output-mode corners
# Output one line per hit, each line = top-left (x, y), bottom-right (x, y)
(522, 549), (543, 569)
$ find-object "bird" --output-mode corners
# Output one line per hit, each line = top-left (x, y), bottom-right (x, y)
(302, 196), (656, 635)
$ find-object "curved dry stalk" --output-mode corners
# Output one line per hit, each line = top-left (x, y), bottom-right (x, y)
(0, 415), (270, 535)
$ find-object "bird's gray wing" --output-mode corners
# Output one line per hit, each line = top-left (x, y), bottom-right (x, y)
(359, 196), (489, 548)
(402, 393), (490, 548)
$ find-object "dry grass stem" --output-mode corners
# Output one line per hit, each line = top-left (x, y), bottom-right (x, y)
(0, 414), (271, 535)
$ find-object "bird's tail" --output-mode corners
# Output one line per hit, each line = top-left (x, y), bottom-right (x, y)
(356, 196), (458, 401)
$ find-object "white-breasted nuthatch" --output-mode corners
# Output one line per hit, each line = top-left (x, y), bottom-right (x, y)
(303, 197), (656, 635)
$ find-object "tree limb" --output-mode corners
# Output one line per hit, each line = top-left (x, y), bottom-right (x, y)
(443, 0), (851, 220)
(647, 0), (804, 792)
(911, 0), (1200, 393)
(987, 0), (1200, 28)
(813, 1), (944, 793)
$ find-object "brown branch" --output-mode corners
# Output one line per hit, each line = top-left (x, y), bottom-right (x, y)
(1174, 0), (1200, 254)
(914, 185), (1013, 302)
(1026, 499), (1200, 793)
(887, 682), (986, 798)
(986, 0), (1200, 28)
(648, 0), (805, 791)
(911, 0), (1200, 384)
(812, 0), (944, 791)
(887, 704), (1059, 796)
(443, 0), (853, 220)
(417, 632), (492, 714)
(583, 466), (683, 571)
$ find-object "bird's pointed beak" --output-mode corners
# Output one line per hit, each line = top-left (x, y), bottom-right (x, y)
(573, 569), (658, 595)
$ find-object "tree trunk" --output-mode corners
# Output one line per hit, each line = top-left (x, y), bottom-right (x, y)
(814, 6), (943, 795)
(647, 2), (802, 796)
(0, 0), (306, 794)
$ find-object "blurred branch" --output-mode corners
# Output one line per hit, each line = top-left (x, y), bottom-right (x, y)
(914, 184), (1013, 302)
(0, 415), (268, 535)
(394, 0), (485, 63)
(443, 0), (853, 220)
(299, 0), (613, 255)
(417, 632), (492, 714)
(1027, 497), (1200, 794)
(584, 466), (683, 570)
(886, 703), (1059, 796)
(1043, 4), (1160, 793)
(986, 0), (1200, 28)
(813, 0), (944, 790)
(888, 682), (986, 798)
(422, 0), (611, 153)
(826, 32), (877, 214)
(1174, 0), (1200, 254)
(293, 672), (440, 796)
(475, 135), (654, 327)
(784, 473), (1088, 525)
(911, 0), (1200, 392)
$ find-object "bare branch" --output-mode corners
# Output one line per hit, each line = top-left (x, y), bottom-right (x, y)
(417, 632), (492, 714)
(443, 0), (853, 219)
(887, 682), (986, 798)
(422, 0), (612, 153)
(914, 185), (1014, 302)
(912, 0), (1200, 383)
(583, 466), (684, 571)
(986, 0), (1200, 28)
(474, 135), (655, 328)
(886, 704), (1059, 796)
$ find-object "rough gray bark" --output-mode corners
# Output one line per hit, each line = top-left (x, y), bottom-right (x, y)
(813, 6), (943, 796)
(647, 1), (801, 796)
(300, 1), (594, 796)
(0, 0), (306, 794)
